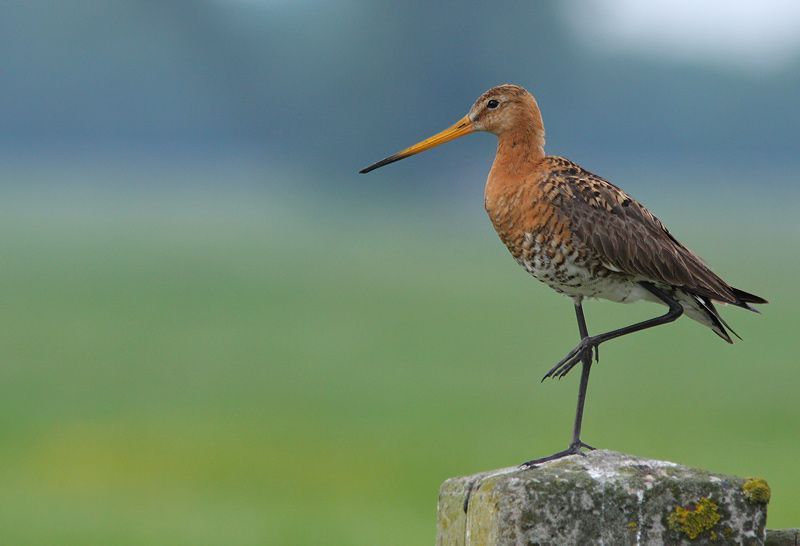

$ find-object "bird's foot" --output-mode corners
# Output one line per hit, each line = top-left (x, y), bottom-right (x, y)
(541, 337), (599, 382)
(519, 440), (595, 469)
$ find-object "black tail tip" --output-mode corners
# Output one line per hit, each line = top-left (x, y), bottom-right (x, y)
(731, 287), (767, 311)
(742, 303), (761, 314)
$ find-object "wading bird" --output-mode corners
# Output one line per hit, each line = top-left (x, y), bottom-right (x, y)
(359, 84), (765, 466)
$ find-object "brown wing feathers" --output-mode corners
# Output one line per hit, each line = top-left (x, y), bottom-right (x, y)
(544, 157), (766, 309)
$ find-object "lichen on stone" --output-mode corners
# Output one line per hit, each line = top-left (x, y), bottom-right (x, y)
(742, 477), (771, 504)
(667, 497), (721, 540)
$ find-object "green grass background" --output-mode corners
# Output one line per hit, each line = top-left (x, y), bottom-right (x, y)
(0, 170), (796, 545)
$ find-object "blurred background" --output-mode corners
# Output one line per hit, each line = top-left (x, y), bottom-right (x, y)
(0, 1), (797, 544)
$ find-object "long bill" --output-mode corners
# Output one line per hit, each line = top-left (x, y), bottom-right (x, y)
(359, 115), (475, 174)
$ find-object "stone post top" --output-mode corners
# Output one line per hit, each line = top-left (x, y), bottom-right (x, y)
(449, 449), (763, 489)
(437, 450), (771, 546)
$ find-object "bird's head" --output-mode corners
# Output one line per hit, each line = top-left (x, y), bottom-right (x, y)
(468, 84), (541, 134)
(360, 84), (543, 174)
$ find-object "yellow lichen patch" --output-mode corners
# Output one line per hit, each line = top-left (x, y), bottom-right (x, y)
(667, 498), (721, 540)
(742, 478), (771, 504)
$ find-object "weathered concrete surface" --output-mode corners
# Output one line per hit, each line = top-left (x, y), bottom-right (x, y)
(437, 450), (769, 546)
(766, 528), (800, 545)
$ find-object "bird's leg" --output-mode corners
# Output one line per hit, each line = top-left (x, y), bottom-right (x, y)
(568, 301), (594, 451)
(522, 286), (682, 469)
(542, 283), (683, 381)
(521, 301), (594, 467)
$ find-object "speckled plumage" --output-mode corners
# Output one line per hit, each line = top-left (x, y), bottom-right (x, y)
(360, 83), (767, 463)
(480, 87), (765, 343)
(360, 83), (766, 343)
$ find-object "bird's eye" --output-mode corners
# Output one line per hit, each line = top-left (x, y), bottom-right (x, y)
(487, 99), (499, 109)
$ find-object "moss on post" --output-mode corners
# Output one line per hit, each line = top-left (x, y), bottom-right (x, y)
(743, 478), (772, 504)
(436, 450), (769, 545)
(666, 497), (721, 540)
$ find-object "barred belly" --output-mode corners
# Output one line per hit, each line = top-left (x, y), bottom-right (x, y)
(517, 235), (644, 303)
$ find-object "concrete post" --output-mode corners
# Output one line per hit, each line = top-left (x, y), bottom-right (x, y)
(437, 450), (770, 545)
(766, 528), (800, 545)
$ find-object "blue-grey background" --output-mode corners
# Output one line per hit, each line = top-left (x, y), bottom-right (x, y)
(0, 1), (797, 544)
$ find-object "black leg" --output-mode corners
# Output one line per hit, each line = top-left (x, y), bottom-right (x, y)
(569, 301), (593, 448)
(542, 283), (683, 381)
(521, 300), (595, 467)
(520, 284), (683, 469)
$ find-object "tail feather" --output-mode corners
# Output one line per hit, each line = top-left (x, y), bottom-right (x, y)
(682, 287), (764, 344)
(676, 291), (734, 343)
(730, 287), (768, 308)
(695, 295), (736, 344)
(701, 296), (741, 342)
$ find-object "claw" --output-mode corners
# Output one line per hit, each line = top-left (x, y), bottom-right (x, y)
(520, 439), (596, 468)
(557, 354), (583, 378)
(542, 348), (580, 381)
(520, 447), (577, 468)
(541, 335), (603, 382)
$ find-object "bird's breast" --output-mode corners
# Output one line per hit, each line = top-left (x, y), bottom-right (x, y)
(484, 180), (571, 261)
(518, 233), (607, 296)
(485, 178), (622, 298)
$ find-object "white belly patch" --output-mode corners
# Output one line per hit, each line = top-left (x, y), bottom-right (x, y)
(517, 236), (644, 303)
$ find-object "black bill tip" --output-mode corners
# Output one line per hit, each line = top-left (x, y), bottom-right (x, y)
(359, 153), (404, 174)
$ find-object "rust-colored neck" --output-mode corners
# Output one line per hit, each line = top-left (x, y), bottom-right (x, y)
(482, 105), (548, 256)
(486, 116), (546, 200)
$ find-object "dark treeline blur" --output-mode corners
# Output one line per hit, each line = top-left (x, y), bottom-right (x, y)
(1, 1), (797, 188)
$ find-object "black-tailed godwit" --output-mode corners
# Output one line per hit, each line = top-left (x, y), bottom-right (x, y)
(360, 84), (766, 465)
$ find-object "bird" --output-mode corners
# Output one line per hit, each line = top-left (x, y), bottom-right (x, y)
(359, 84), (766, 466)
